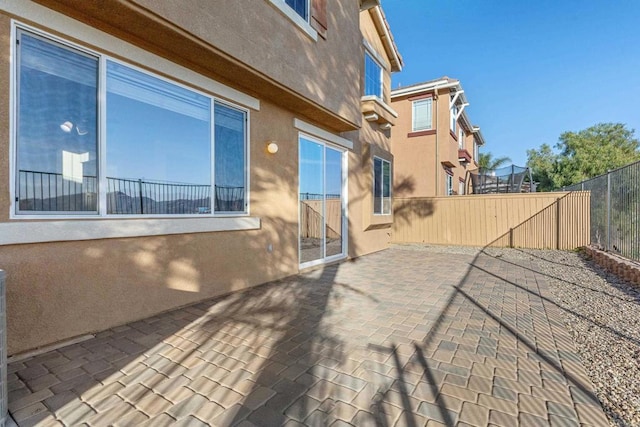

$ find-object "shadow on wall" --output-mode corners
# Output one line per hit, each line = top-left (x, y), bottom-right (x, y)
(393, 174), (434, 227)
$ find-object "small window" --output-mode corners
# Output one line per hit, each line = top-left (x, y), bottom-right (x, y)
(412, 98), (432, 131)
(459, 179), (465, 195)
(285, 0), (308, 21)
(373, 157), (391, 215)
(15, 29), (248, 216)
(364, 52), (383, 98)
(446, 173), (453, 196)
(458, 127), (464, 149)
(450, 103), (458, 133)
(474, 141), (479, 162)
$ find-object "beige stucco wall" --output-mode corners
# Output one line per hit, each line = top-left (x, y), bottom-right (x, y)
(29, 0), (363, 132)
(1, 87), (304, 354)
(391, 88), (480, 197)
(360, 11), (392, 104)
(0, 3), (401, 354)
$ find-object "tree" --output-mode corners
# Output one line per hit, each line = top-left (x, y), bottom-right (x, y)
(478, 152), (511, 171)
(527, 123), (640, 191)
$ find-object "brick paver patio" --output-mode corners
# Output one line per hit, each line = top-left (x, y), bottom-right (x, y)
(8, 246), (609, 426)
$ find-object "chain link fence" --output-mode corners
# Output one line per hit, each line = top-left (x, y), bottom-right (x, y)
(564, 160), (640, 262)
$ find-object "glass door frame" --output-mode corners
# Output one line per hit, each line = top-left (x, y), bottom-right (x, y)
(298, 132), (348, 269)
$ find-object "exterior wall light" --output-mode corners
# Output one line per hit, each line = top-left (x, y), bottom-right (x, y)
(266, 141), (279, 154)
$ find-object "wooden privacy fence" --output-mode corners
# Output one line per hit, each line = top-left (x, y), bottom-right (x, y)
(300, 199), (342, 240)
(392, 192), (590, 250)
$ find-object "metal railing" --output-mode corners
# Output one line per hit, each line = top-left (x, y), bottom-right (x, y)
(18, 170), (98, 211)
(563, 160), (640, 262)
(17, 170), (245, 214)
(300, 193), (341, 200)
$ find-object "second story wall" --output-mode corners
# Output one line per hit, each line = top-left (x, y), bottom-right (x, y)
(31, 0), (363, 131)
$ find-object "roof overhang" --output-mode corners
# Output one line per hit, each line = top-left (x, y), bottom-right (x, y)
(369, 6), (404, 72)
(391, 79), (459, 99)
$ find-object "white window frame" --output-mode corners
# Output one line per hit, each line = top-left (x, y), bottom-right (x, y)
(364, 51), (383, 99)
(450, 103), (458, 133)
(412, 98), (433, 132)
(267, 0), (317, 41)
(298, 132), (349, 269)
(459, 179), (465, 196)
(458, 127), (464, 149)
(446, 173), (453, 196)
(11, 24), (251, 221)
(474, 141), (479, 162)
(373, 156), (391, 215)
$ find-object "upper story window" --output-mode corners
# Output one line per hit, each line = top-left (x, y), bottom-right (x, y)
(15, 29), (248, 217)
(364, 52), (383, 99)
(412, 98), (432, 131)
(285, 0), (308, 21)
(373, 157), (391, 215)
(450, 103), (458, 133)
(458, 127), (464, 149)
(474, 141), (479, 162)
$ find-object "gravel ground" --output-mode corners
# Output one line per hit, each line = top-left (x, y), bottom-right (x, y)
(397, 244), (640, 426)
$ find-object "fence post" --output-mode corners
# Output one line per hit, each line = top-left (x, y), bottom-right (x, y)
(556, 197), (561, 250)
(138, 179), (144, 214)
(606, 171), (611, 252)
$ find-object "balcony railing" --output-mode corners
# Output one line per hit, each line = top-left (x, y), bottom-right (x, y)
(17, 170), (244, 214)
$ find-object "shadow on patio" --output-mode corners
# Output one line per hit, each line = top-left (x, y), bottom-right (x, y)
(8, 240), (612, 426)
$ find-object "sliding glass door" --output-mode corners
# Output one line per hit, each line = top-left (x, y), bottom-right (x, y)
(299, 135), (346, 267)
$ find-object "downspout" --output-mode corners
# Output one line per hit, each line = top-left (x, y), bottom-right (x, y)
(434, 91), (439, 196)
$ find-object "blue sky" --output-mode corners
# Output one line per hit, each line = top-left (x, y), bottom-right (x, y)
(383, 0), (640, 165)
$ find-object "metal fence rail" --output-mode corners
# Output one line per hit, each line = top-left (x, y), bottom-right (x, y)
(18, 170), (245, 215)
(564, 160), (640, 262)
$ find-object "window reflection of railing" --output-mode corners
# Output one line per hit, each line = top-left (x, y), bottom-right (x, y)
(107, 177), (212, 214)
(299, 193), (341, 200)
(17, 170), (244, 214)
(18, 170), (97, 211)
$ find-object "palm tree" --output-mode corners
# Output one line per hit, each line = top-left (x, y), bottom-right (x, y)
(478, 152), (511, 172)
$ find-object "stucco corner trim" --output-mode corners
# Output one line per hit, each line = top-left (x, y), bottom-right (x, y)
(294, 119), (354, 150)
(0, 217), (261, 246)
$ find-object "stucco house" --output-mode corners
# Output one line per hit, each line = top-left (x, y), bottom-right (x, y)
(390, 77), (486, 197)
(0, 0), (402, 356)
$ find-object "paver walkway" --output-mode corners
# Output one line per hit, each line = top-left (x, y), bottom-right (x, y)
(8, 246), (609, 426)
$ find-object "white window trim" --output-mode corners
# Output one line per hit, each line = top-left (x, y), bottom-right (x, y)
(362, 40), (389, 72)
(412, 98), (433, 132)
(0, 217), (261, 246)
(373, 156), (391, 216)
(298, 132), (349, 270)
(364, 51), (384, 100)
(294, 118), (353, 150)
(446, 173), (454, 196)
(450, 104), (458, 133)
(267, 0), (318, 41)
(11, 24), (252, 231)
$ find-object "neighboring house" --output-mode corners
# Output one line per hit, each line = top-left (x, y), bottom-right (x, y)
(0, 0), (401, 355)
(390, 77), (486, 197)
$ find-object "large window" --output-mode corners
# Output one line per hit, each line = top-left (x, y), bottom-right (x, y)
(364, 52), (383, 98)
(285, 0), (308, 20)
(15, 29), (247, 216)
(373, 157), (391, 215)
(412, 98), (432, 131)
